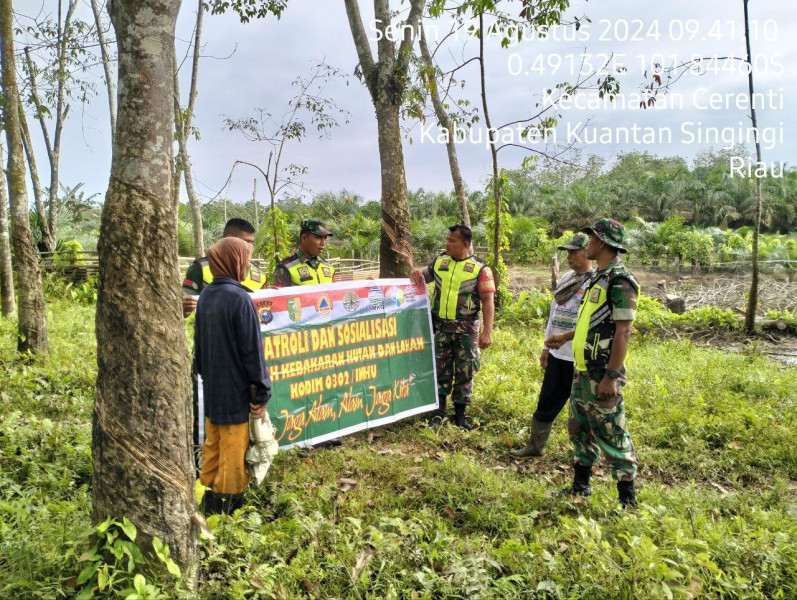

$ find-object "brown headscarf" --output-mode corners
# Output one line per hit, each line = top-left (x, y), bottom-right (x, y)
(207, 237), (252, 282)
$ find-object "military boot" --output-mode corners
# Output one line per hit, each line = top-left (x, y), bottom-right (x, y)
(617, 480), (637, 508)
(453, 403), (472, 430)
(216, 493), (246, 515)
(510, 418), (554, 458)
(553, 463), (593, 498)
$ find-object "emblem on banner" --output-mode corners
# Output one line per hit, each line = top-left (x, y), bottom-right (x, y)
(387, 287), (405, 307)
(288, 297), (302, 321)
(256, 300), (273, 325)
(343, 290), (360, 312)
(403, 286), (416, 304)
(315, 295), (333, 315)
(368, 286), (384, 310)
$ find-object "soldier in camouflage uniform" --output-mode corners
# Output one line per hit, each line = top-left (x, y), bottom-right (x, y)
(273, 220), (336, 287)
(545, 218), (640, 507)
(411, 224), (495, 430)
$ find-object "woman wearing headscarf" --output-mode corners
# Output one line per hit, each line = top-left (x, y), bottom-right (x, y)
(194, 236), (271, 514)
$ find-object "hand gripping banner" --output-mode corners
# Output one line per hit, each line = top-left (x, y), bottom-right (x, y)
(250, 278), (438, 448)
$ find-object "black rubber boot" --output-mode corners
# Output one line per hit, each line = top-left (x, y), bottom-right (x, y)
(200, 490), (220, 515)
(617, 480), (637, 508)
(313, 439), (342, 449)
(216, 493), (246, 515)
(453, 403), (472, 431)
(510, 417), (554, 458)
(553, 463), (593, 498)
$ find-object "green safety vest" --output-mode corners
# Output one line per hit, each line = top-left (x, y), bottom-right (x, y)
(431, 254), (484, 323)
(572, 265), (639, 372)
(199, 258), (266, 292)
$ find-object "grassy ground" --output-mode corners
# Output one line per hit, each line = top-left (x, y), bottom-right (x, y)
(1, 300), (796, 599)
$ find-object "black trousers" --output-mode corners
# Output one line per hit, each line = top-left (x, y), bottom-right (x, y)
(533, 354), (575, 422)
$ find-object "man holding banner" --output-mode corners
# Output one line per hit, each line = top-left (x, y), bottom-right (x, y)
(411, 224), (495, 430)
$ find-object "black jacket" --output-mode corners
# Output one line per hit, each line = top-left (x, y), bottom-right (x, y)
(194, 278), (271, 425)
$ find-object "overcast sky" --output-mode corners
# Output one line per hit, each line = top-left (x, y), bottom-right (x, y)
(14, 0), (797, 207)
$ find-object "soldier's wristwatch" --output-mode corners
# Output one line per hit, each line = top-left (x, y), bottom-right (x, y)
(606, 369), (622, 379)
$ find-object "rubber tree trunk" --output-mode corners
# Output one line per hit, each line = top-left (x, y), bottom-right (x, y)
(344, 0), (423, 278)
(94, 0), (198, 580)
(0, 138), (16, 316)
(375, 101), (413, 277)
(1, 1), (48, 354)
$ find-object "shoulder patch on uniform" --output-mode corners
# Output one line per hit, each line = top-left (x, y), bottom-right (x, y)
(322, 267), (331, 278)
(439, 259), (450, 271)
(589, 288), (601, 303)
(278, 253), (301, 268)
(463, 262), (475, 273)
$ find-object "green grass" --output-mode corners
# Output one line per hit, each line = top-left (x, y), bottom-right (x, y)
(1, 302), (796, 599)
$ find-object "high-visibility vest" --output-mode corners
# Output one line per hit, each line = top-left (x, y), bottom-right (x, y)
(198, 258), (267, 292)
(431, 254), (485, 323)
(286, 259), (334, 286)
(572, 265), (638, 372)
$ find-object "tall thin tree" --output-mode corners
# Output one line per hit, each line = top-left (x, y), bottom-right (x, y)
(344, 0), (424, 277)
(94, 0), (198, 578)
(1, 0), (49, 353)
(743, 0), (763, 333)
(418, 26), (470, 227)
(0, 138), (16, 316)
(173, 0), (204, 256)
(23, 0), (79, 253)
(90, 0), (117, 143)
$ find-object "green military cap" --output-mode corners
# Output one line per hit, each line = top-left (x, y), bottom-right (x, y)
(582, 218), (627, 253)
(300, 219), (333, 237)
(557, 232), (589, 250)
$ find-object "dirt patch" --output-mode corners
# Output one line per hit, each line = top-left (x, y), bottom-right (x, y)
(509, 265), (797, 313)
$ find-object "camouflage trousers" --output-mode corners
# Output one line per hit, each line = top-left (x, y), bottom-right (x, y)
(435, 330), (480, 406)
(568, 370), (637, 482)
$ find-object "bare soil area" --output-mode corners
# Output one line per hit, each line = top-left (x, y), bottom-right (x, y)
(509, 265), (797, 313)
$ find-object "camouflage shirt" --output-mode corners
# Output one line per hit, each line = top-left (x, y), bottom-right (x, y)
(273, 250), (335, 287)
(423, 253), (496, 334)
(573, 258), (639, 372)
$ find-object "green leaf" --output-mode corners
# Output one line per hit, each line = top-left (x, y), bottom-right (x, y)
(152, 536), (164, 555)
(165, 558), (182, 579)
(95, 516), (115, 534)
(120, 517), (137, 541)
(76, 563), (98, 585)
(97, 566), (109, 590)
(75, 585), (96, 600)
(134, 574), (146, 594)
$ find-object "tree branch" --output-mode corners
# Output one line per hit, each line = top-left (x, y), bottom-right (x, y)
(343, 0), (376, 85)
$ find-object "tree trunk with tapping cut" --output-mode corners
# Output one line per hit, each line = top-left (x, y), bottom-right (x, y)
(93, 0), (198, 581)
